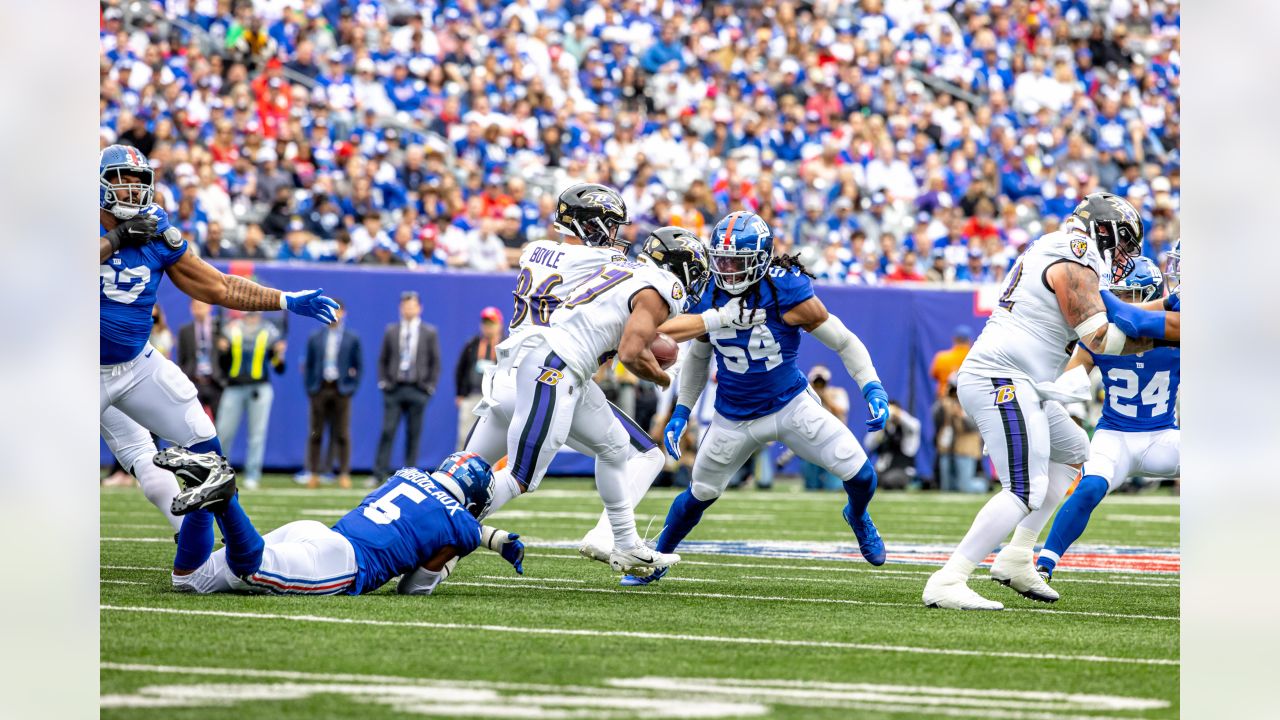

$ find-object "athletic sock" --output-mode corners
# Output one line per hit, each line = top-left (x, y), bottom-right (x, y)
(483, 467), (522, 518)
(656, 488), (716, 554)
(212, 495), (264, 577)
(841, 459), (878, 519)
(173, 509), (215, 572)
(188, 437), (223, 455)
(1041, 474), (1109, 573)
(1017, 462), (1078, 535)
(131, 452), (183, 532)
(954, 489), (1029, 565)
(596, 453), (640, 548)
(587, 447), (666, 547)
(936, 554), (979, 582)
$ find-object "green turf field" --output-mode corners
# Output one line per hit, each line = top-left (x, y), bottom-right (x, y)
(101, 477), (1179, 719)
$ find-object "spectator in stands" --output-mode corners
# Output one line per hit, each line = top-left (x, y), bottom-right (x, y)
(373, 291), (440, 482)
(929, 325), (973, 398)
(177, 299), (225, 422)
(933, 378), (987, 493)
(303, 299), (361, 490)
(215, 310), (287, 490)
(453, 307), (504, 451)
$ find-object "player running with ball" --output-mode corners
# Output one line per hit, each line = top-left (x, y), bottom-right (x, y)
(626, 210), (892, 586)
(923, 193), (1179, 610)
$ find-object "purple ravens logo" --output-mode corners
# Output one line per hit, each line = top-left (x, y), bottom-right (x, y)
(582, 189), (626, 220)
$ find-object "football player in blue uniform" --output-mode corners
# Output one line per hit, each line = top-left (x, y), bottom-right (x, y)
(99, 145), (338, 529)
(623, 211), (891, 586)
(1034, 257), (1180, 587)
(160, 448), (524, 595)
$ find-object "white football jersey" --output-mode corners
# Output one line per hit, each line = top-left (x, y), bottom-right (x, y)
(497, 239), (625, 366)
(962, 219), (1108, 383)
(543, 259), (686, 381)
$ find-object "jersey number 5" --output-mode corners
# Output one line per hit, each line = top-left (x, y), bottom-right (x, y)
(363, 484), (428, 525)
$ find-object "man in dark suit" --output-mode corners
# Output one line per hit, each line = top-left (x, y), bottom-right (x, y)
(374, 290), (440, 481)
(176, 299), (225, 421)
(304, 299), (362, 490)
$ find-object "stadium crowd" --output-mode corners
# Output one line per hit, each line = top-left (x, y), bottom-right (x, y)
(100, 0), (1179, 285)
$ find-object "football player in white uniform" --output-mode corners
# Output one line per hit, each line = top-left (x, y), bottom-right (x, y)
(923, 192), (1179, 610)
(464, 186), (761, 565)
(500, 229), (712, 573)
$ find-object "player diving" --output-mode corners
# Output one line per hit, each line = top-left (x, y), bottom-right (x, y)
(155, 447), (522, 595)
(923, 192), (1179, 610)
(623, 210), (892, 587)
(99, 144), (339, 532)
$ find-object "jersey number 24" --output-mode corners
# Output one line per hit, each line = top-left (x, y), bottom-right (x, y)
(1107, 369), (1172, 417)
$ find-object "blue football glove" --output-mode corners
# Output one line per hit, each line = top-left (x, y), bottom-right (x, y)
(500, 533), (525, 575)
(663, 405), (691, 460)
(139, 204), (184, 248)
(862, 380), (890, 431)
(282, 288), (340, 324)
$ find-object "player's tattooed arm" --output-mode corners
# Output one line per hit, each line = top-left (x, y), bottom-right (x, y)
(1049, 261), (1156, 356)
(165, 248), (283, 310)
(619, 288), (674, 388)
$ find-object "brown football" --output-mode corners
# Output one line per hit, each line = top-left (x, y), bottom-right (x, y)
(650, 332), (679, 370)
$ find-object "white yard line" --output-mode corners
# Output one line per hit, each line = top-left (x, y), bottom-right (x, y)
(444, 580), (1179, 622)
(101, 579), (147, 586)
(99, 605), (1178, 666)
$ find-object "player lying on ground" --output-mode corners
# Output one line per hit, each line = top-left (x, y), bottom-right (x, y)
(494, 226), (712, 574)
(99, 144), (338, 531)
(923, 192), (1178, 611)
(463, 185), (759, 570)
(623, 213), (891, 587)
(160, 448), (523, 595)
(1032, 257), (1180, 589)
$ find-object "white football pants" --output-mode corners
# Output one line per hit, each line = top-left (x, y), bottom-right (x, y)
(1084, 427), (1180, 492)
(172, 520), (357, 595)
(100, 345), (216, 448)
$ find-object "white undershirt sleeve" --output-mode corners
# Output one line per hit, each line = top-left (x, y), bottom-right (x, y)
(808, 314), (880, 389)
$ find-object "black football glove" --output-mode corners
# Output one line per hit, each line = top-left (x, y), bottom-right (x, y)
(104, 213), (160, 252)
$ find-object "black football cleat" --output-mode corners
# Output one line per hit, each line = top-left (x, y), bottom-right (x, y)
(155, 447), (237, 515)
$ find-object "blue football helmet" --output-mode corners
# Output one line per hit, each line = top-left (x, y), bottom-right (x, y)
(1107, 255), (1163, 303)
(100, 144), (155, 220)
(431, 452), (495, 518)
(709, 211), (773, 293)
(1164, 239), (1180, 292)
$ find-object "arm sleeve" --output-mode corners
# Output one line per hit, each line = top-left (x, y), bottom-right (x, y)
(1101, 291), (1168, 339)
(807, 313), (880, 389)
(676, 340), (713, 410)
(395, 557), (458, 595)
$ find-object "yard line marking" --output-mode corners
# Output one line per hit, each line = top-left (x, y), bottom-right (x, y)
(101, 579), (147, 585)
(102, 565), (170, 572)
(99, 606), (1178, 666)
(103, 537), (173, 543)
(445, 581), (1179, 622)
(1101, 514), (1181, 524)
(520, 553), (1180, 583)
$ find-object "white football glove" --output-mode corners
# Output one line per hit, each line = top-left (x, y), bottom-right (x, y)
(701, 296), (766, 332)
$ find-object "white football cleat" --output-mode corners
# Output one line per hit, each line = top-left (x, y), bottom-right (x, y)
(608, 543), (680, 574)
(577, 541), (612, 564)
(990, 545), (1060, 603)
(923, 571), (1004, 611)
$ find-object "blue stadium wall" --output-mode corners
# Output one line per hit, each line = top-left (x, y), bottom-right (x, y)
(102, 262), (990, 480)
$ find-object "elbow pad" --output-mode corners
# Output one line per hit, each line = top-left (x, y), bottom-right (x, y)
(1074, 312), (1126, 355)
(676, 340), (712, 409)
(1101, 290), (1167, 339)
(809, 314), (879, 388)
(397, 567), (444, 595)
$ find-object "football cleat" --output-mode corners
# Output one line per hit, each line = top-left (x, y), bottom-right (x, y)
(608, 543), (680, 574)
(578, 541), (612, 565)
(1037, 564), (1053, 583)
(155, 447), (237, 515)
(842, 503), (886, 566)
(923, 571), (1004, 611)
(990, 545), (1060, 603)
(620, 566), (669, 587)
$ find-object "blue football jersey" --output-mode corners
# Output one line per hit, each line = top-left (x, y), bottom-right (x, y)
(1090, 347), (1180, 432)
(99, 223), (188, 364)
(332, 468), (482, 595)
(690, 266), (815, 421)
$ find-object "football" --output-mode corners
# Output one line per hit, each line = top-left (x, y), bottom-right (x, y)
(650, 332), (679, 369)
